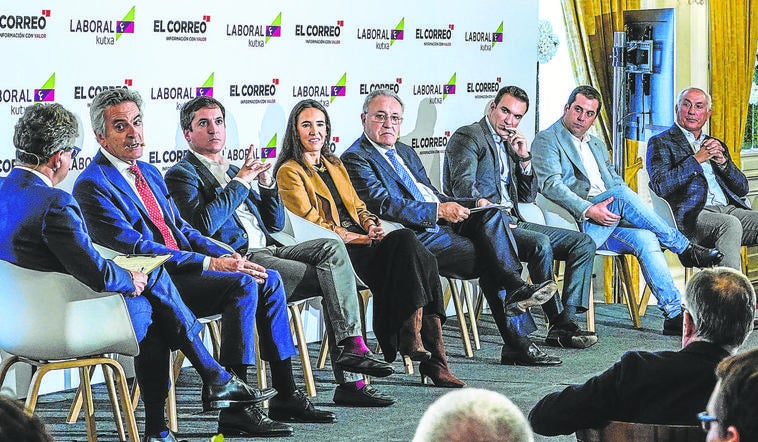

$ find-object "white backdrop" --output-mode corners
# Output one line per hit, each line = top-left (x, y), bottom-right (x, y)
(0, 0), (538, 396)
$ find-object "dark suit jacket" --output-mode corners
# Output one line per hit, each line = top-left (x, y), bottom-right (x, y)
(164, 153), (284, 255)
(646, 125), (749, 237)
(73, 152), (229, 274)
(528, 341), (729, 436)
(0, 168), (134, 294)
(443, 117), (536, 220)
(341, 134), (477, 231)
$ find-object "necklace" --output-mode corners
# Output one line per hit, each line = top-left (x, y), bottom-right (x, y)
(313, 162), (326, 173)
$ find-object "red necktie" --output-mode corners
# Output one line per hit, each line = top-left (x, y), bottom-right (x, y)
(127, 164), (180, 250)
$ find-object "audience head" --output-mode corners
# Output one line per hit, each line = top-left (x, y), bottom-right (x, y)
(488, 85), (530, 136)
(561, 85), (602, 139)
(0, 396), (54, 442)
(274, 99), (334, 176)
(13, 102), (80, 184)
(361, 89), (404, 148)
(682, 267), (755, 351)
(703, 348), (758, 442)
(413, 388), (534, 442)
(180, 96), (227, 156)
(675, 87), (712, 135)
(90, 88), (144, 163)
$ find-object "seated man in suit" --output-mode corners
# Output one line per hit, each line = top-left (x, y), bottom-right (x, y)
(702, 347), (758, 442)
(445, 85), (597, 348)
(529, 267), (755, 435)
(647, 87), (757, 271)
(342, 88), (562, 367)
(532, 85), (723, 336)
(72, 88), (332, 438)
(165, 96), (395, 407)
(0, 103), (273, 442)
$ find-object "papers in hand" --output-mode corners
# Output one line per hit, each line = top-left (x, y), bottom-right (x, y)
(469, 204), (510, 213)
(112, 254), (171, 274)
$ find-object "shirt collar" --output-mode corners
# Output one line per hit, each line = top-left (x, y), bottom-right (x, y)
(365, 132), (394, 152)
(16, 166), (53, 187)
(99, 147), (135, 174)
(191, 150), (229, 173)
(560, 120), (591, 144)
(484, 117), (501, 143)
(675, 122), (706, 145)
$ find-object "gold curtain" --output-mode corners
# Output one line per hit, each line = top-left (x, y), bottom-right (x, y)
(561, 0), (641, 303)
(709, 0), (758, 168)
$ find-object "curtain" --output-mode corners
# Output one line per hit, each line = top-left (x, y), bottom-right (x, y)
(709, 0), (758, 168)
(561, 0), (641, 303)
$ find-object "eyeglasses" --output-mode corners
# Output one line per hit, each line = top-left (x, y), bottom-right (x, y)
(697, 411), (720, 433)
(62, 146), (81, 159)
(369, 113), (403, 125)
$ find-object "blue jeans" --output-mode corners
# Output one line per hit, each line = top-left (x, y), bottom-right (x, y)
(582, 186), (684, 317)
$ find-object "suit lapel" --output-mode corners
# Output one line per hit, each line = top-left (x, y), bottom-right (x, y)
(478, 118), (503, 198)
(95, 153), (148, 216)
(359, 136), (405, 188)
(553, 123), (590, 180)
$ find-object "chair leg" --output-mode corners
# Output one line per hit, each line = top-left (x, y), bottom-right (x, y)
(461, 281), (480, 350)
(616, 256), (642, 328)
(316, 328), (329, 369)
(103, 365), (126, 442)
(102, 359), (140, 442)
(67, 366), (96, 424)
(207, 320), (222, 361)
(167, 354), (178, 433)
(447, 278), (474, 357)
(254, 328), (269, 407)
(289, 303), (316, 397)
(402, 355), (414, 374)
(129, 381), (141, 411)
(78, 366), (98, 442)
(638, 284), (652, 317)
(587, 278), (596, 333)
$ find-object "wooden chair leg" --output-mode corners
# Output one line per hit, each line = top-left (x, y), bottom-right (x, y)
(289, 303), (316, 397)
(447, 278), (473, 357)
(103, 365), (126, 441)
(129, 381), (141, 411)
(77, 366), (98, 442)
(103, 359), (140, 442)
(461, 281), (481, 350)
(402, 355), (414, 374)
(166, 354), (178, 433)
(587, 277), (596, 332)
(67, 365), (95, 423)
(616, 256), (642, 328)
(254, 329), (269, 407)
(207, 320), (222, 360)
(316, 328), (329, 369)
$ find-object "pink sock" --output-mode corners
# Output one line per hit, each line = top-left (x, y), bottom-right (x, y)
(340, 336), (370, 355)
(343, 380), (366, 391)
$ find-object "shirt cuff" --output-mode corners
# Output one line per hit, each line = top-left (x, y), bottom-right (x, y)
(232, 177), (251, 189)
(520, 162), (533, 175)
(202, 256), (210, 271)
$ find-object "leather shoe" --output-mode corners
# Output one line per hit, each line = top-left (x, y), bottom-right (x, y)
(218, 404), (293, 437)
(504, 281), (557, 316)
(663, 312), (684, 336)
(201, 375), (277, 411)
(332, 384), (396, 407)
(268, 388), (336, 423)
(500, 343), (562, 366)
(142, 430), (187, 442)
(334, 349), (394, 377)
(546, 325), (598, 349)
(678, 243), (724, 268)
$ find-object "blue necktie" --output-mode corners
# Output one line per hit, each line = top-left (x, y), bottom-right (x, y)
(385, 149), (438, 232)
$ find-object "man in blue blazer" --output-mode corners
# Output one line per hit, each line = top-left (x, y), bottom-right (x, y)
(72, 89), (314, 438)
(647, 87), (756, 270)
(532, 85), (723, 336)
(342, 89), (562, 367)
(444, 85), (597, 348)
(1, 103), (273, 442)
(165, 96), (394, 408)
(529, 267), (755, 435)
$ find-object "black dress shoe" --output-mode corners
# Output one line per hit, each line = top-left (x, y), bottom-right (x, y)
(663, 312), (684, 336)
(546, 324), (598, 349)
(218, 404), (294, 437)
(334, 349), (394, 377)
(143, 430), (187, 442)
(332, 384), (396, 407)
(678, 243), (724, 268)
(504, 281), (558, 316)
(268, 388), (336, 423)
(500, 343), (562, 366)
(201, 375), (277, 411)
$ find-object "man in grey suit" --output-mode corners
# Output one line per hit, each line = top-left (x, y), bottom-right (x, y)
(444, 85), (597, 347)
(531, 85), (723, 336)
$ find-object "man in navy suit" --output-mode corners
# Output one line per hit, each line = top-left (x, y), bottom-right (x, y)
(342, 89), (562, 367)
(529, 267), (755, 435)
(72, 88), (327, 438)
(0, 103), (273, 442)
(165, 96), (394, 408)
(647, 87), (757, 270)
(444, 85), (597, 347)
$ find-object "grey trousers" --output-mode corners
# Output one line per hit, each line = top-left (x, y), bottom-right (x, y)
(695, 205), (758, 270)
(248, 238), (362, 384)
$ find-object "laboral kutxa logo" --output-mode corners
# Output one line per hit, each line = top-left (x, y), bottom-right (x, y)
(464, 21), (503, 51)
(225, 12), (281, 48)
(292, 73), (346, 107)
(69, 6), (134, 45)
(355, 17), (404, 50)
(1, 72), (55, 117)
(150, 73), (214, 101)
(153, 14), (209, 42)
(412, 73), (456, 104)
(0, 8), (50, 40)
(35, 73), (55, 102)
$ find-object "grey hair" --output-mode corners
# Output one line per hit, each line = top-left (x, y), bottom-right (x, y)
(676, 87), (712, 110)
(412, 388), (534, 442)
(684, 267), (755, 351)
(362, 88), (404, 114)
(90, 88), (143, 137)
(13, 103), (79, 165)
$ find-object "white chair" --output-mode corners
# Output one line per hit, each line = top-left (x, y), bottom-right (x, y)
(0, 260), (140, 442)
(536, 194), (642, 330)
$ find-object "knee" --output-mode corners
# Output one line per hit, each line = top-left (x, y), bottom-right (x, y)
(635, 230), (661, 255)
(720, 215), (743, 238)
(575, 234), (597, 256)
(532, 235), (552, 259)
